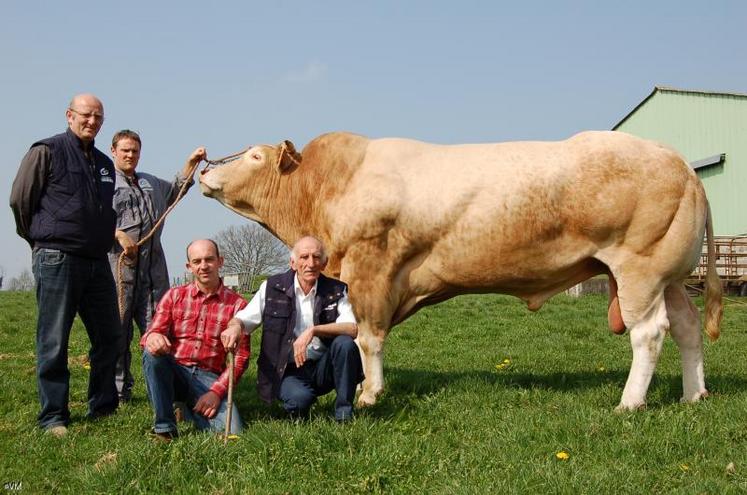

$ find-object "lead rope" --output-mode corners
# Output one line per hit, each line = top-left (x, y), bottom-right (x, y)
(115, 148), (249, 321)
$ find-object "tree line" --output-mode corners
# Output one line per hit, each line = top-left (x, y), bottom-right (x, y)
(3, 224), (288, 293)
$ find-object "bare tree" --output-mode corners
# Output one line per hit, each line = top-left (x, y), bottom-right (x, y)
(7, 268), (34, 291)
(214, 224), (288, 292)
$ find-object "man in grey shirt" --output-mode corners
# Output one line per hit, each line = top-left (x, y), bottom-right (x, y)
(108, 129), (205, 401)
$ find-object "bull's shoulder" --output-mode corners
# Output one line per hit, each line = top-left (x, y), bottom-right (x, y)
(301, 132), (370, 172)
(304, 131), (369, 152)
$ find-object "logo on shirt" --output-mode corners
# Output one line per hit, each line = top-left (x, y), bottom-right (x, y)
(138, 178), (154, 190)
(100, 168), (109, 176)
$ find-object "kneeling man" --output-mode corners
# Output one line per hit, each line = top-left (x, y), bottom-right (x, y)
(221, 236), (363, 422)
(141, 239), (250, 439)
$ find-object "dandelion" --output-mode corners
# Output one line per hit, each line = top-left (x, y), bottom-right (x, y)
(227, 434), (239, 440)
(495, 358), (511, 370)
(679, 464), (689, 471)
(597, 366), (606, 372)
(83, 363), (91, 370)
(556, 451), (570, 461)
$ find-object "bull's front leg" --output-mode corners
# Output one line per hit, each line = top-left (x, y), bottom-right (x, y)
(356, 323), (387, 407)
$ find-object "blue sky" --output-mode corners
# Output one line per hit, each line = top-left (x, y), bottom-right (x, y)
(2, 1), (746, 283)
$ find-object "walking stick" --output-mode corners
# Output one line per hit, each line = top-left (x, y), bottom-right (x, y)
(224, 350), (235, 444)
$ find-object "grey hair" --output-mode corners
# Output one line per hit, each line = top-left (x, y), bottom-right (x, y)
(290, 236), (328, 263)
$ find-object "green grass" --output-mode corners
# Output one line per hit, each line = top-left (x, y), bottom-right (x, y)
(1, 291), (747, 493)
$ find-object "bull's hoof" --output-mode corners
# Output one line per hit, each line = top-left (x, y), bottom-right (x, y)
(614, 402), (647, 413)
(357, 391), (379, 408)
(681, 389), (709, 403)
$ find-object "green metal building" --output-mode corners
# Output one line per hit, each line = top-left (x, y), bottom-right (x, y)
(613, 86), (747, 236)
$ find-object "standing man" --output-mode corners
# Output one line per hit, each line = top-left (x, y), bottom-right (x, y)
(141, 239), (250, 440)
(221, 236), (363, 422)
(108, 129), (205, 402)
(9, 94), (123, 437)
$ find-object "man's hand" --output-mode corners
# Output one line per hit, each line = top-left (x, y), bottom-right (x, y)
(220, 319), (243, 352)
(193, 391), (220, 419)
(115, 230), (138, 260)
(293, 327), (315, 368)
(145, 333), (172, 356)
(183, 147), (207, 178)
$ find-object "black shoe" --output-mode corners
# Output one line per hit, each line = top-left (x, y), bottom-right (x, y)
(86, 408), (117, 421)
(287, 409), (311, 422)
(149, 429), (178, 443)
(335, 410), (354, 423)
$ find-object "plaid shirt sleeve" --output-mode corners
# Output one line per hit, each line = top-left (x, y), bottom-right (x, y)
(140, 288), (176, 348)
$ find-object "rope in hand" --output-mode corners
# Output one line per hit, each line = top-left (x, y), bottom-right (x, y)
(115, 148), (250, 321)
(116, 160), (200, 321)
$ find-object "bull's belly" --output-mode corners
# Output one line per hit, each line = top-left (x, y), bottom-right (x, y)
(421, 239), (603, 296)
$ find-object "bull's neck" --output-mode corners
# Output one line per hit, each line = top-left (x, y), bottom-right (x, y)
(252, 166), (327, 246)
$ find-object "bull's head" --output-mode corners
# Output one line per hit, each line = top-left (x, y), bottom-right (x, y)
(199, 140), (302, 223)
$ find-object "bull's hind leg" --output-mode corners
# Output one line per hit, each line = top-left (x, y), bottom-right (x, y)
(616, 291), (669, 411)
(665, 284), (708, 403)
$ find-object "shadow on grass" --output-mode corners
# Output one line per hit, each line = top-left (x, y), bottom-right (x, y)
(230, 366), (747, 424)
(360, 366), (747, 418)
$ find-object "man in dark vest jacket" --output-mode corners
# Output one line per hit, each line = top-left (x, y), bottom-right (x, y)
(9, 94), (123, 437)
(221, 236), (364, 422)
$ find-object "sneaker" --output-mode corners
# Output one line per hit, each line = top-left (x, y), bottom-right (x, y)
(46, 425), (68, 438)
(149, 429), (178, 443)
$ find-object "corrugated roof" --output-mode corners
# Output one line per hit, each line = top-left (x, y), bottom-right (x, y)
(612, 86), (747, 130)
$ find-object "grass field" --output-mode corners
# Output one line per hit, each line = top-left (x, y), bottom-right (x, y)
(1, 290), (746, 494)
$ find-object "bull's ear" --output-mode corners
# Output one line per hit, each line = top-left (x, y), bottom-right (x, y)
(276, 140), (302, 174)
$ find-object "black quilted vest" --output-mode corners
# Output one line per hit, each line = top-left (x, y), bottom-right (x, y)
(257, 269), (347, 403)
(29, 129), (116, 258)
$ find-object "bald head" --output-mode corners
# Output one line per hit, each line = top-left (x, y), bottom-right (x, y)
(186, 238), (221, 260)
(185, 239), (224, 293)
(69, 93), (103, 110)
(66, 93), (105, 143)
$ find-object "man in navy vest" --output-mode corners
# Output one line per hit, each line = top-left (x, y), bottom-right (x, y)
(221, 236), (364, 422)
(10, 94), (123, 437)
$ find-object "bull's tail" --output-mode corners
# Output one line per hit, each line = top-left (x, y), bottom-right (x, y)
(703, 201), (723, 341)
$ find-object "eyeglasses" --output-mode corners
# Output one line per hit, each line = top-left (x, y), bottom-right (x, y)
(69, 108), (105, 122)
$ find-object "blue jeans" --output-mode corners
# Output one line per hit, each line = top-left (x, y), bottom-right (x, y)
(32, 248), (123, 429)
(142, 351), (242, 435)
(279, 335), (364, 421)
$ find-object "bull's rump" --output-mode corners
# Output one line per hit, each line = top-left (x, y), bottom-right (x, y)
(333, 130), (704, 293)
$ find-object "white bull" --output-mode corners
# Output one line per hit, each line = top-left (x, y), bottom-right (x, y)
(199, 130), (722, 411)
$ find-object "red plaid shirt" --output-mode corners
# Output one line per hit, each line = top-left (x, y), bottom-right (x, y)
(140, 282), (250, 399)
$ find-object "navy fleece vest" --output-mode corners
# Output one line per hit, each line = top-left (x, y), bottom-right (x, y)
(256, 269), (347, 403)
(29, 129), (116, 258)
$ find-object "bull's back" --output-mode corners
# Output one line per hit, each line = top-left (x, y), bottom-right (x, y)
(337, 131), (701, 291)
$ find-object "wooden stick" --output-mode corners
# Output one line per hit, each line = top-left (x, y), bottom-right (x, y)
(224, 351), (235, 444)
